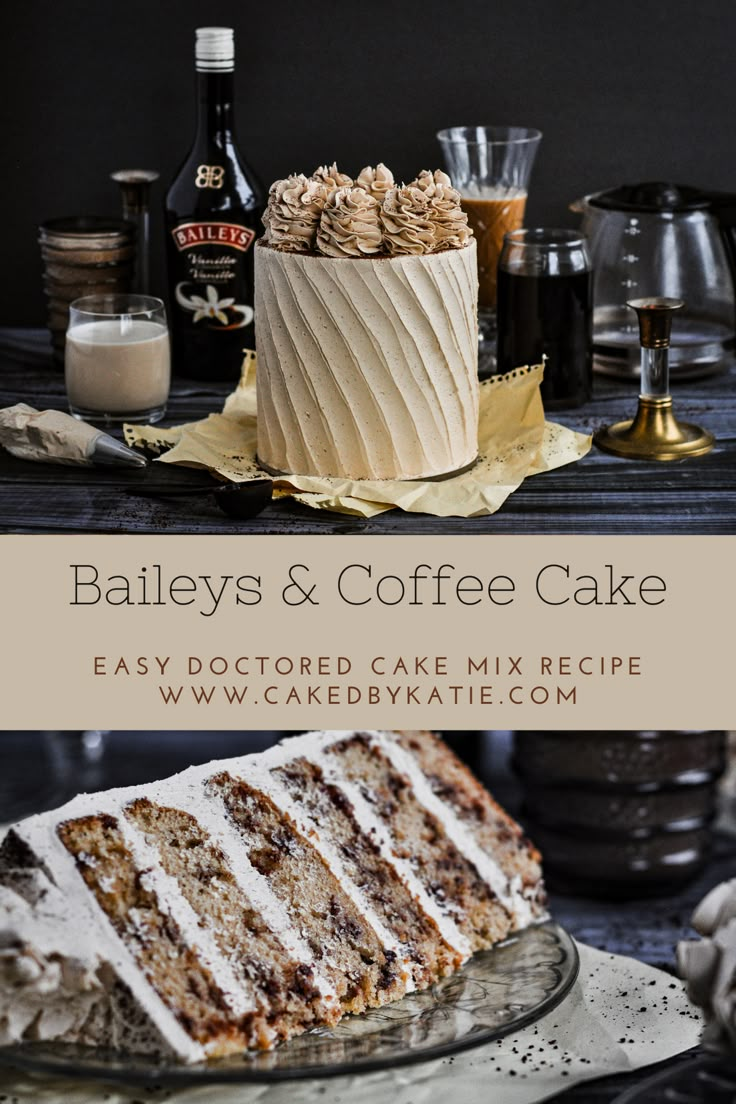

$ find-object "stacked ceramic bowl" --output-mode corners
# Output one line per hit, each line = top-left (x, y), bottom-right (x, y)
(39, 216), (136, 363)
(513, 731), (726, 895)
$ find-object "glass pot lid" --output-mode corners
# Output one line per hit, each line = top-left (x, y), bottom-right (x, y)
(589, 182), (712, 214)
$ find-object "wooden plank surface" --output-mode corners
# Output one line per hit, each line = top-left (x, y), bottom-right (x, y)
(1, 329), (734, 533)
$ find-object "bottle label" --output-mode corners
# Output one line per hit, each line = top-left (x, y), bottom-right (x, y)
(170, 220), (256, 331)
(172, 221), (254, 251)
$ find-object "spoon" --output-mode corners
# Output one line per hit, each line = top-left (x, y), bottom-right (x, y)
(127, 479), (273, 519)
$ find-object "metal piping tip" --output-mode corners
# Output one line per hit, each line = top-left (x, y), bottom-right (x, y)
(90, 432), (148, 468)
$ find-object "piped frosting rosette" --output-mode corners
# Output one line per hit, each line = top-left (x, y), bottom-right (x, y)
(312, 161), (354, 190)
(316, 186), (383, 257)
(261, 162), (472, 258)
(678, 878), (736, 1053)
(262, 174), (328, 253)
(0, 870), (107, 1047)
(356, 162), (395, 202)
(380, 185), (435, 255)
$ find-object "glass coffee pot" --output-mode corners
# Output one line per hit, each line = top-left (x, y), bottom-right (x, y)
(572, 183), (736, 380)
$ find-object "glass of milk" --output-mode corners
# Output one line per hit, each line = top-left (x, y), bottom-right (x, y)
(65, 294), (171, 424)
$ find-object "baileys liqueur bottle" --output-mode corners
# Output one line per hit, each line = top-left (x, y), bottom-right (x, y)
(165, 27), (264, 381)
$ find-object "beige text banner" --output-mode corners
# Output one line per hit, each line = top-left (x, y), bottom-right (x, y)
(0, 535), (732, 730)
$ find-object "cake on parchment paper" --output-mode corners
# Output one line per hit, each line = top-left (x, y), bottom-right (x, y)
(255, 165), (480, 482)
(0, 731), (545, 1063)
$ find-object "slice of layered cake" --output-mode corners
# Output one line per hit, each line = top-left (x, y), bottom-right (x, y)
(0, 731), (545, 1064)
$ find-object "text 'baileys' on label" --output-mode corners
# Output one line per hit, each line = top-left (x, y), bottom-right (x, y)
(172, 221), (256, 252)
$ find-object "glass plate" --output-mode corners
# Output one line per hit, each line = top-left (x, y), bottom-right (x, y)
(0, 920), (578, 1085)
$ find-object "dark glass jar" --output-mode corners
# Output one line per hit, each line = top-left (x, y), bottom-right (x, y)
(513, 731), (726, 896)
(497, 228), (593, 408)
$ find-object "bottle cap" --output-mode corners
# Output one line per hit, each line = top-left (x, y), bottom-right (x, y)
(195, 27), (234, 72)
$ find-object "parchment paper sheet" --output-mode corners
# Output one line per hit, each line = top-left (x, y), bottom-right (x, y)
(0, 944), (702, 1104)
(125, 356), (591, 519)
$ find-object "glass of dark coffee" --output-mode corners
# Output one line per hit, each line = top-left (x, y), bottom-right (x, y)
(497, 228), (593, 408)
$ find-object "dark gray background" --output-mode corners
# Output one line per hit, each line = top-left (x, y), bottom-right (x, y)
(3, 0), (736, 326)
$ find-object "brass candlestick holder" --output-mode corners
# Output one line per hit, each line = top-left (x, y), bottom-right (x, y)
(594, 297), (715, 460)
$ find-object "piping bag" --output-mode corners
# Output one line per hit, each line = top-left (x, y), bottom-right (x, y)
(0, 404), (147, 468)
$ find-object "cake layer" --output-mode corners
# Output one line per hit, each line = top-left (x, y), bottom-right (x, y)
(125, 800), (327, 1043)
(209, 771), (405, 1013)
(57, 813), (260, 1056)
(270, 755), (459, 986)
(323, 734), (526, 950)
(395, 732), (545, 908)
(255, 243), (480, 480)
(0, 731), (546, 1064)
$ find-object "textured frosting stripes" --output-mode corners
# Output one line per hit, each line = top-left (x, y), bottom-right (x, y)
(359, 255), (471, 452)
(254, 253), (340, 471)
(257, 251), (379, 475)
(346, 260), (460, 453)
(294, 258), (442, 471)
(378, 249), (479, 442)
(255, 243), (479, 480)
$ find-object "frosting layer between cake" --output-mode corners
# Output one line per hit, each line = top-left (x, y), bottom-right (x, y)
(255, 243), (480, 480)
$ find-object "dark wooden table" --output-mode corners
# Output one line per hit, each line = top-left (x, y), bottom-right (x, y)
(1, 730), (732, 1101)
(1, 329), (734, 533)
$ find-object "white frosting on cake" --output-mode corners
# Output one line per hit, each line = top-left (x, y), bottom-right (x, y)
(0, 730), (542, 1062)
(255, 243), (480, 480)
(0, 873), (106, 1047)
(369, 733), (538, 929)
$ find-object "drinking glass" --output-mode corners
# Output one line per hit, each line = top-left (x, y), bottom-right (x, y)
(65, 293), (170, 424)
(497, 229), (593, 408)
(437, 125), (542, 358)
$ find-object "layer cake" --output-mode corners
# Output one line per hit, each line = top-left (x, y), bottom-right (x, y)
(0, 731), (545, 1063)
(256, 165), (480, 481)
